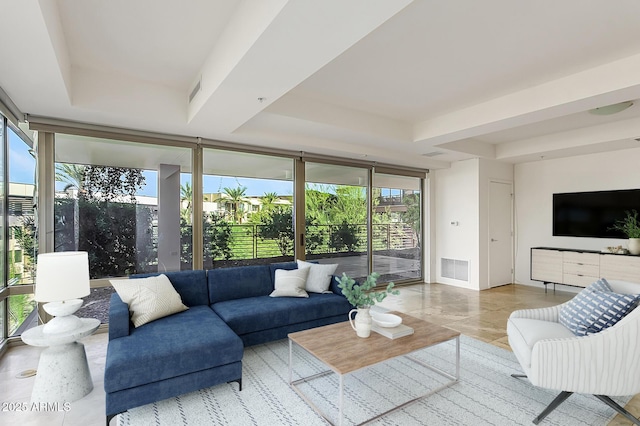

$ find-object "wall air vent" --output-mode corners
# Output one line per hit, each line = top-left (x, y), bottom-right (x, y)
(441, 258), (469, 281)
(422, 151), (444, 157)
(188, 78), (202, 104)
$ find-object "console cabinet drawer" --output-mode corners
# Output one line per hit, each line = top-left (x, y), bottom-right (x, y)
(562, 262), (598, 276)
(562, 273), (599, 287)
(562, 251), (599, 266)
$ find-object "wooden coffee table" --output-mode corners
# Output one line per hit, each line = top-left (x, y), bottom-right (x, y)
(288, 312), (460, 425)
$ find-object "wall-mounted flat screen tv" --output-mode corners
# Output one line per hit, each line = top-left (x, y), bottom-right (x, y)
(553, 189), (640, 238)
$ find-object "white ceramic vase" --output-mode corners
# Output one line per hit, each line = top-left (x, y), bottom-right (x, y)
(628, 238), (640, 255)
(348, 307), (372, 338)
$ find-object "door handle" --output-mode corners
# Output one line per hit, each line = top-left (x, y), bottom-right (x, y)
(491, 238), (498, 242)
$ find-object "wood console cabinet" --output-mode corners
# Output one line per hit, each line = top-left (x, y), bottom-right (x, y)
(531, 247), (640, 291)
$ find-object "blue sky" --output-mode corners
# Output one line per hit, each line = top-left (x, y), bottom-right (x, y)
(137, 171), (293, 197)
(7, 128), (293, 196)
(9, 129), (36, 184)
(9, 130), (383, 197)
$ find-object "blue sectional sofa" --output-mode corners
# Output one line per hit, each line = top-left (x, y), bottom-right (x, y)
(104, 262), (351, 424)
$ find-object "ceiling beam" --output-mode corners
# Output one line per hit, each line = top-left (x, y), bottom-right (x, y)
(188, 0), (414, 134)
(264, 93), (412, 142)
(496, 115), (640, 162)
(413, 52), (640, 145)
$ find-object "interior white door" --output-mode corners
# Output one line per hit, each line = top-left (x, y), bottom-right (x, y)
(489, 181), (513, 288)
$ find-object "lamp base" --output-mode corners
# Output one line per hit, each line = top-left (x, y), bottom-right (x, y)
(42, 300), (84, 334)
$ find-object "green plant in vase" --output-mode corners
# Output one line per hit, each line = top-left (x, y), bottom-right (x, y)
(337, 272), (399, 338)
(610, 210), (640, 255)
(337, 272), (398, 308)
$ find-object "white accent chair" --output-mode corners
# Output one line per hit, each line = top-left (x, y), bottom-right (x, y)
(507, 279), (640, 425)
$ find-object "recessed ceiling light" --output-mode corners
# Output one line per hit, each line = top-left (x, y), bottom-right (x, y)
(588, 101), (634, 115)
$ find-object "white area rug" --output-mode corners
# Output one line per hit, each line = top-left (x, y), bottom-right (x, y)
(118, 335), (630, 426)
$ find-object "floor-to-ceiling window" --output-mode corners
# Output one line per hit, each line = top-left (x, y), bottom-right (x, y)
(7, 126), (37, 335)
(0, 118), (38, 340)
(372, 173), (422, 283)
(202, 149), (294, 268)
(0, 116), (5, 343)
(305, 162), (370, 281)
(54, 134), (193, 323)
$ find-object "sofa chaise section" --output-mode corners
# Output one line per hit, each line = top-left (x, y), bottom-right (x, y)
(104, 270), (243, 423)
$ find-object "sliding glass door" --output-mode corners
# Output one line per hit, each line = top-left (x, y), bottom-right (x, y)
(202, 149), (294, 268)
(372, 173), (422, 283)
(305, 162), (369, 282)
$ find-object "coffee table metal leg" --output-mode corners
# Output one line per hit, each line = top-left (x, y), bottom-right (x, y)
(456, 335), (460, 380)
(289, 339), (293, 385)
(338, 374), (344, 426)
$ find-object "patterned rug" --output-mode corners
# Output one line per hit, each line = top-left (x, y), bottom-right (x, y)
(117, 335), (630, 426)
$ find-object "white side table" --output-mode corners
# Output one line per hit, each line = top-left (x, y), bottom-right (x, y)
(21, 318), (100, 403)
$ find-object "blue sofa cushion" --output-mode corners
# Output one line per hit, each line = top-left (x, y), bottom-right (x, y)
(130, 270), (209, 307)
(212, 293), (351, 336)
(208, 265), (272, 304)
(104, 306), (242, 393)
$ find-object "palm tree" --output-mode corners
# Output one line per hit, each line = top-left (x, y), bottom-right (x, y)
(180, 182), (193, 209)
(215, 186), (248, 223)
(180, 182), (193, 224)
(260, 192), (279, 211)
(55, 163), (86, 194)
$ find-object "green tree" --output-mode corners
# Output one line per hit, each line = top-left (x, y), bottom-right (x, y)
(401, 192), (421, 246)
(54, 165), (150, 278)
(12, 216), (36, 281)
(180, 182), (193, 225)
(55, 164), (86, 192)
(182, 213), (233, 268)
(333, 186), (366, 225)
(258, 206), (294, 256)
(216, 186), (248, 224)
(205, 213), (233, 262)
(305, 185), (335, 225)
(181, 182), (193, 209)
(260, 192), (279, 211)
(82, 166), (145, 202)
(329, 221), (361, 253)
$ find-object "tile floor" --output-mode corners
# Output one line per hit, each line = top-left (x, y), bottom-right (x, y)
(0, 283), (637, 425)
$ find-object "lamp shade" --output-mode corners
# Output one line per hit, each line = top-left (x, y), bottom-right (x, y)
(35, 251), (90, 302)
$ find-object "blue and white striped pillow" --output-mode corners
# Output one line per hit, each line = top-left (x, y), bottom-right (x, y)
(559, 278), (640, 336)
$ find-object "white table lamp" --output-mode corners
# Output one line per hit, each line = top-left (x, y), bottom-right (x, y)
(35, 251), (90, 334)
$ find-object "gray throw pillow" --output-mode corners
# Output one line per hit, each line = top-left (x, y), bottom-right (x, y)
(269, 268), (310, 298)
(296, 260), (338, 293)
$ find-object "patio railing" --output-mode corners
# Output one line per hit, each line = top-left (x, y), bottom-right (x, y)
(213, 222), (418, 260)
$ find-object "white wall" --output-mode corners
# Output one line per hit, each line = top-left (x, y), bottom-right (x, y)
(434, 159), (480, 289)
(514, 146), (640, 288)
(434, 158), (514, 290)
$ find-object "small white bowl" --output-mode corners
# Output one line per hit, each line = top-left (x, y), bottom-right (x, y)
(371, 312), (402, 328)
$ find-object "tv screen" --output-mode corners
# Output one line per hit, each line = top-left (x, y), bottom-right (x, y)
(553, 189), (640, 238)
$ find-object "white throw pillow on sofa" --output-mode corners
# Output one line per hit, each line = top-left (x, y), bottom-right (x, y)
(270, 268), (310, 298)
(111, 274), (188, 327)
(296, 259), (338, 293)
